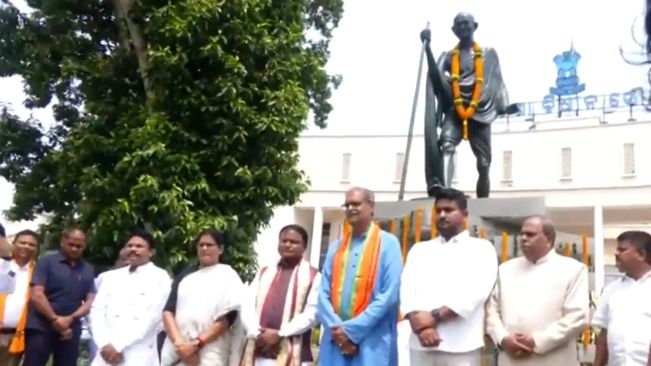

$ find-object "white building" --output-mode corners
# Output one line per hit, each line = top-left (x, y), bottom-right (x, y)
(255, 111), (651, 296)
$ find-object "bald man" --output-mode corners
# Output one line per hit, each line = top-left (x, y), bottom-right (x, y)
(486, 216), (589, 366)
(24, 228), (96, 366)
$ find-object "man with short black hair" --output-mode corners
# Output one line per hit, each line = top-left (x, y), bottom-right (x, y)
(241, 224), (321, 366)
(24, 227), (96, 366)
(593, 230), (651, 366)
(0, 230), (39, 366)
(90, 230), (170, 366)
(402, 188), (498, 365)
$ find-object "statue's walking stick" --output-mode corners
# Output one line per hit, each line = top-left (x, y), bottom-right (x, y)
(398, 21), (430, 201)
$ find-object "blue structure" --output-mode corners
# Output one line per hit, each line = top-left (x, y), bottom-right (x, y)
(550, 45), (586, 96)
(505, 43), (651, 122)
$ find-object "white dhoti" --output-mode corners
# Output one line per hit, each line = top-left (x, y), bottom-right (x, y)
(409, 348), (482, 366)
(252, 358), (311, 366)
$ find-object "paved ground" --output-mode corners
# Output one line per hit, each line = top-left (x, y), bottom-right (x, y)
(69, 343), (316, 365)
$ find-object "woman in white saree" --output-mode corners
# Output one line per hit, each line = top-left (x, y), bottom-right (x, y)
(160, 229), (246, 366)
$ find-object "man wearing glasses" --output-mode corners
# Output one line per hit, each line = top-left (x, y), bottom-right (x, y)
(317, 187), (403, 366)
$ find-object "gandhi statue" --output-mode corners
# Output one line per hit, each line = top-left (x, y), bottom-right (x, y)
(421, 12), (516, 198)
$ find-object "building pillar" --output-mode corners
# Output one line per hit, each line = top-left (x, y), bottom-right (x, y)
(331, 220), (344, 242)
(593, 205), (605, 296)
(310, 206), (324, 267)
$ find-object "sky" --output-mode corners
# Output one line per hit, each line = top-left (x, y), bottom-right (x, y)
(309, 0), (650, 134)
(1, 0), (649, 232)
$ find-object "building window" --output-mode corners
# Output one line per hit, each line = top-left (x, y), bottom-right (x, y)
(341, 153), (351, 182)
(561, 147), (572, 179)
(394, 152), (405, 182)
(623, 143), (635, 176)
(502, 150), (513, 182)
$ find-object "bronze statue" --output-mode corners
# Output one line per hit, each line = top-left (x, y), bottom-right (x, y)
(421, 12), (516, 198)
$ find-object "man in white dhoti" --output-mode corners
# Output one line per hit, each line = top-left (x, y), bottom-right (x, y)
(401, 188), (498, 366)
(593, 230), (651, 366)
(89, 230), (171, 366)
(486, 215), (589, 366)
(241, 224), (321, 366)
(161, 229), (245, 366)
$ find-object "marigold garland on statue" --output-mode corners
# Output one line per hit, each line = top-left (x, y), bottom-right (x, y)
(451, 42), (484, 140)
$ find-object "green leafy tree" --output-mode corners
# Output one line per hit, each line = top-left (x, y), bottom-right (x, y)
(0, 0), (343, 279)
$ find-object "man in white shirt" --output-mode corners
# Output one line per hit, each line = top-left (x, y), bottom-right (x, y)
(89, 230), (171, 366)
(0, 229), (39, 366)
(486, 215), (589, 366)
(401, 188), (498, 366)
(593, 230), (651, 366)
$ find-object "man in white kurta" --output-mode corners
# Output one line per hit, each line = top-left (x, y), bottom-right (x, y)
(89, 232), (171, 366)
(592, 230), (651, 366)
(486, 216), (589, 366)
(401, 188), (498, 366)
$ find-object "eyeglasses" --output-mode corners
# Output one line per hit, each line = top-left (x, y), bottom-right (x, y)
(341, 200), (373, 210)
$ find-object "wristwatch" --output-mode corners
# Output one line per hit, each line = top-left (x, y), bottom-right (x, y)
(430, 309), (442, 324)
(192, 337), (205, 350)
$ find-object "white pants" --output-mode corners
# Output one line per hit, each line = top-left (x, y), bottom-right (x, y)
(253, 358), (311, 366)
(409, 348), (482, 366)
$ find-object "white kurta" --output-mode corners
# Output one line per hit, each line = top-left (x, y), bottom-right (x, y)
(400, 231), (498, 356)
(592, 270), (651, 366)
(486, 250), (589, 366)
(83, 268), (118, 341)
(160, 263), (246, 366)
(90, 262), (171, 366)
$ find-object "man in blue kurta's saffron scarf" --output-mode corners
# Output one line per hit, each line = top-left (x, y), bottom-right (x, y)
(317, 187), (403, 366)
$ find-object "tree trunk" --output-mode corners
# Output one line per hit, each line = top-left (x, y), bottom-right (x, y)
(112, 0), (154, 105)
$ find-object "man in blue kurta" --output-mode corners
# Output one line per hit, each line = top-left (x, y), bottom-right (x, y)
(317, 187), (403, 366)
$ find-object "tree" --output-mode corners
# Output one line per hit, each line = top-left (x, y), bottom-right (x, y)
(0, 0), (343, 279)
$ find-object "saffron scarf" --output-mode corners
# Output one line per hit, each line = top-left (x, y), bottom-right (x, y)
(240, 260), (318, 366)
(0, 260), (35, 354)
(330, 222), (382, 320)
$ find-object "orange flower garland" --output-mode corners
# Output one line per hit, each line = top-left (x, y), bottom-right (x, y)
(451, 42), (483, 140)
